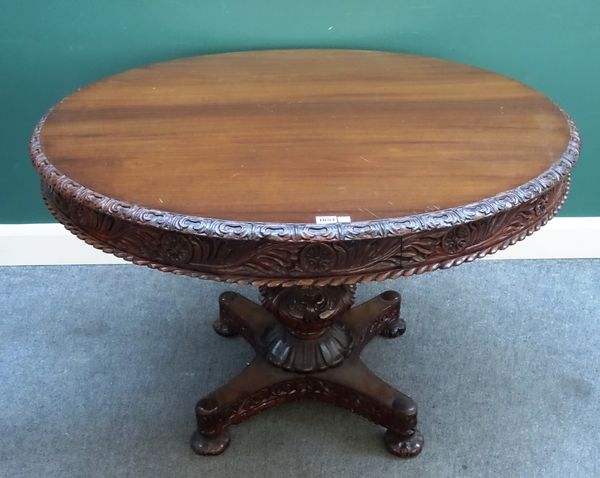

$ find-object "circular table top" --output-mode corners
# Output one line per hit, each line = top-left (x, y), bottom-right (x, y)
(37, 49), (574, 224)
(31, 49), (579, 285)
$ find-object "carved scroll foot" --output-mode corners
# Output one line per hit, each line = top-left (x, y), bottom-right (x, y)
(374, 290), (404, 337)
(212, 292), (241, 337)
(379, 318), (406, 338)
(190, 430), (230, 456)
(384, 428), (424, 458)
(212, 319), (238, 337)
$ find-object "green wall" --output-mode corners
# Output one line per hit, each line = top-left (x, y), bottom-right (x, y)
(1, 0), (598, 223)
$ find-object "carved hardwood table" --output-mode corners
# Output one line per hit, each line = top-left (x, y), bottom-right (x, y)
(30, 50), (579, 458)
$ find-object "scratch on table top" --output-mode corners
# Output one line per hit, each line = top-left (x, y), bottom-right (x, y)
(359, 207), (380, 219)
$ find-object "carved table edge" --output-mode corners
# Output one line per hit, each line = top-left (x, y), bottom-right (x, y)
(40, 176), (570, 287)
(29, 107), (579, 244)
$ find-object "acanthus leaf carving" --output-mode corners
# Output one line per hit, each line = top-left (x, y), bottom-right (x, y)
(41, 177), (570, 286)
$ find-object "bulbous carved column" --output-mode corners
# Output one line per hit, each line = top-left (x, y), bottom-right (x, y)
(258, 285), (356, 372)
(259, 285), (355, 338)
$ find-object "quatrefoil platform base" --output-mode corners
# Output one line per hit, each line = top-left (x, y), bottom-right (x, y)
(190, 285), (423, 458)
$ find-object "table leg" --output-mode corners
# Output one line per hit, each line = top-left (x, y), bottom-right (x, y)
(316, 356), (423, 457)
(340, 289), (406, 351)
(212, 291), (274, 347)
(191, 357), (292, 455)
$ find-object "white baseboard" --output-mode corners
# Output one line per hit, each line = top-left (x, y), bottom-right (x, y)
(0, 224), (126, 266)
(0, 218), (599, 266)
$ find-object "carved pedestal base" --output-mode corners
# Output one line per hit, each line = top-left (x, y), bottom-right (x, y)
(191, 286), (422, 458)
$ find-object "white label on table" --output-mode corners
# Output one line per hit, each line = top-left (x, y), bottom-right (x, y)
(315, 215), (352, 224)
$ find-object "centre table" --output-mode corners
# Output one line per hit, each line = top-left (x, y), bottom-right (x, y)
(30, 49), (579, 458)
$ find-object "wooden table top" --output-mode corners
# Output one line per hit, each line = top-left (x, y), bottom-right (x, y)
(37, 49), (572, 225)
(31, 49), (579, 285)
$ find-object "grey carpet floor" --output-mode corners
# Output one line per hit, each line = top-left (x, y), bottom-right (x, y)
(0, 260), (598, 478)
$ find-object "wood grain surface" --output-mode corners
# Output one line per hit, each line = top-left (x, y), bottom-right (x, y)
(39, 49), (571, 223)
